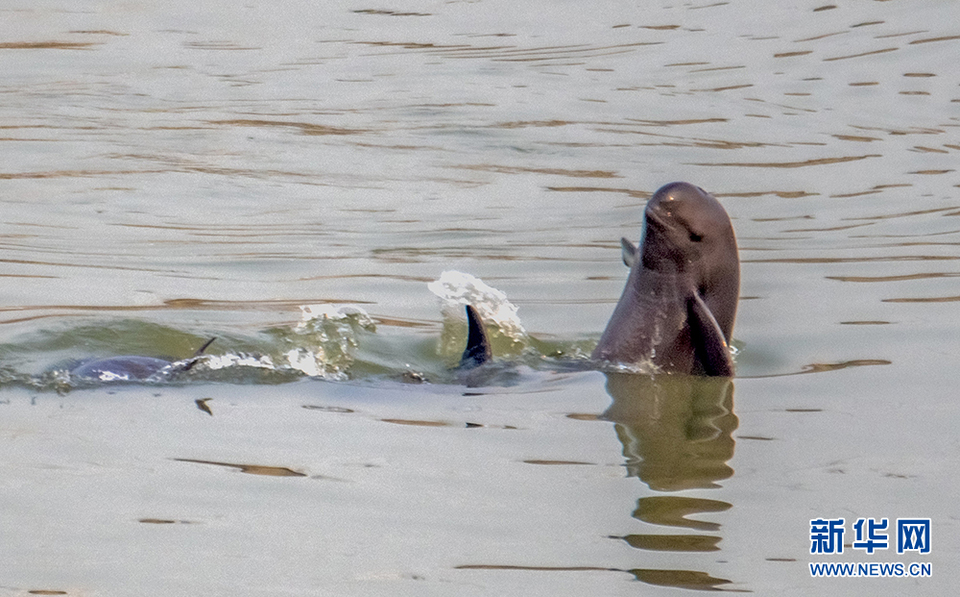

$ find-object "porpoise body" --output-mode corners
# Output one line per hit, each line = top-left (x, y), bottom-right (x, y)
(69, 337), (216, 382)
(592, 182), (739, 376)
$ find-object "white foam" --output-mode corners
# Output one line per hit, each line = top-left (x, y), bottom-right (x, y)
(296, 304), (373, 330)
(285, 348), (326, 378)
(202, 353), (276, 371)
(427, 270), (526, 339)
(97, 371), (131, 382)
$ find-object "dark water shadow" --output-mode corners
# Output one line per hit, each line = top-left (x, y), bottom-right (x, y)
(739, 358), (891, 379)
(601, 374), (737, 491)
(172, 457), (306, 477)
(600, 373), (739, 591)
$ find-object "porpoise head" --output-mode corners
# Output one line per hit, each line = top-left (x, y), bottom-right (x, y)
(639, 182), (739, 339)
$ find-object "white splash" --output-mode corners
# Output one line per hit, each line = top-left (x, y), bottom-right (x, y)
(599, 359), (661, 376)
(285, 303), (372, 379)
(427, 270), (526, 339)
(202, 353), (276, 371)
(97, 371), (131, 382)
(295, 304), (374, 330)
(285, 347), (334, 378)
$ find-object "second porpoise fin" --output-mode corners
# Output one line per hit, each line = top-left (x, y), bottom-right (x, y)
(459, 305), (492, 369)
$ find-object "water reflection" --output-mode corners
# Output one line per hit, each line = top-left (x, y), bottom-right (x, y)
(601, 374), (737, 491)
(600, 373), (737, 590)
(172, 457), (306, 477)
(625, 568), (733, 592)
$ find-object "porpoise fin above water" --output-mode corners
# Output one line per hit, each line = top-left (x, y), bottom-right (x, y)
(459, 305), (492, 369)
(686, 294), (734, 377)
(178, 336), (217, 372)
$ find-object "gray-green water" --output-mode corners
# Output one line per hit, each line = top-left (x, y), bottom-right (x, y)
(1, 1), (958, 594)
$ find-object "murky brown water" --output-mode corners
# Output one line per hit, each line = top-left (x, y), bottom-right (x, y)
(1, 1), (958, 595)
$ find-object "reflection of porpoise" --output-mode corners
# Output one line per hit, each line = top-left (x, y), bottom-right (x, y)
(600, 372), (738, 490)
(593, 182), (739, 376)
(70, 337), (216, 381)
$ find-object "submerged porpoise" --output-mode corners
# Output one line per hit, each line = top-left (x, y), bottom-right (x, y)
(460, 182), (739, 377)
(69, 337), (216, 381)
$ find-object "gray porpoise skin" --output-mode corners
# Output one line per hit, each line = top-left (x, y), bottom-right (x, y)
(68, 337), (215, 382)
(592, 182), (739, 376)
(70, 356), (175, 380)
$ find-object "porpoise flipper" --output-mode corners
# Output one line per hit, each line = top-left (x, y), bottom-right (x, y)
(459, 305), (492, 369)
(171, 337), (217, 374)
(620, 237), (639, 268)
(687, 294), (734, 377)
(194, 336), (217, 357)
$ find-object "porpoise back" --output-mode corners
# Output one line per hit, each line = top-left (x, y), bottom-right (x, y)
(69, 337), (216, 382)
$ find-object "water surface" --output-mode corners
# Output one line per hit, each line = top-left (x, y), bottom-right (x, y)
(1, 1), (958, 595)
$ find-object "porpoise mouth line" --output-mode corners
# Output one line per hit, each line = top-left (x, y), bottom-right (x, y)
(642, 207), (684, 252)
(642, 207), (671, 234)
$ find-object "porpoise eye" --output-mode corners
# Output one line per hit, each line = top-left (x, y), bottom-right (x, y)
(690, 233), (703, 242)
